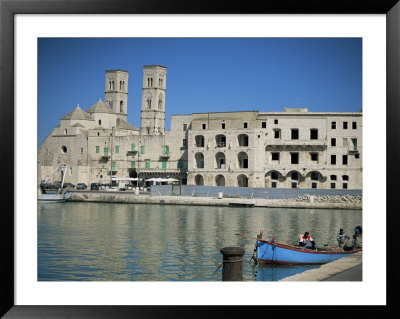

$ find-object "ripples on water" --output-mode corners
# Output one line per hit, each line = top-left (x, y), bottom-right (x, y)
(38, 202), (362, 281)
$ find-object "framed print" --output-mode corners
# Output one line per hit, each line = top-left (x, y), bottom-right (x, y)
(1, 0), (399, 317)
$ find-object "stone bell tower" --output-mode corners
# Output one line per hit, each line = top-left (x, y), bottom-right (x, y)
(140, 65), (167, 135)
(105, 69), (129, 120)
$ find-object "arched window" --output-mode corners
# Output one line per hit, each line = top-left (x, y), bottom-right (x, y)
(147, 99), (152, 109)
(158, 99), (162, 109)
(238, 152), (248, 169)
(195, 152), (204, 168)
(215, 152), (226, 169)
(120, 100), (124, 113)
(238, 134), (249, 146)
(215, 134), (226, 147)
(64, 129), (67, 135)
(195, 135), (205, 147)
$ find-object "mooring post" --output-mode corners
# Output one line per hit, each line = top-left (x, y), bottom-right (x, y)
(220, 247), (245, 281)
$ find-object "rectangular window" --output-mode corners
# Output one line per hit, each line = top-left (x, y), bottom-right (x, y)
(310, 153), (318, 161)
(351, 138), (358, 151)
(352, 122), (357, 129)
(274, 129), (281, 139)
(291, 182), (297, 189)
(331, 155), (336, 165)
(291, 153), (299, 164)
(271, 172), (278, 180)
(343, 175), (349, 181)
(312, 183), (317, 189)
(115, 146), (119, 154)
(355, 153), (360, 159)
(80, 148), (83, 154)
(331, 175), (337, 181)
(343, 183), (348, 189)
(183, 123), (187, 131)
(131, 143), (136, 151)
(310, 129), (318, 140)
(141, 146), (145, 154)
(96, 146), (100, 153)
(271, 153), (279, 161)
(331, 121), (336, 129)
(291, 129), (299, 140)
(163, 145), (170, 155)
(331, 138), (336, 146)
(311, 172), (319, 181)
(271, 182), (277, 188)
(145, 160), (150, 169)
(343, 121), (348, 129)
(343, 138), (348, 147)
(343, 155), (348, 165)
(104, 148), (108, 156)
(262, 121), (266, 128)
(177, 161), (183, 169)
(221, 123), (225, 129)
(331, 183), (336, 189)
(243, 122), (248, 128)
(202, 124), (206, 130)
(111, 162), (116, 171)
(183, 139), (187, 147)
(162, 161), (167, 169)
(131, 161), (135, 168)
(274, 119), (278, 124)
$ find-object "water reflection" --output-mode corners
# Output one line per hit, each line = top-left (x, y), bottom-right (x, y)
(38, 202), (362, 281)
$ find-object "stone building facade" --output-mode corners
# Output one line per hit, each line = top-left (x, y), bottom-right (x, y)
(38, 66), (362, 190)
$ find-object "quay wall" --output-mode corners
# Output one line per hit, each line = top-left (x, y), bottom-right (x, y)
(150, 185), (362, 199)
(67, 191), (362, 209)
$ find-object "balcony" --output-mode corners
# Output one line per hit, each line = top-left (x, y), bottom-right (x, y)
(160, 151), (170, 159)
(126, 150), (137, 156)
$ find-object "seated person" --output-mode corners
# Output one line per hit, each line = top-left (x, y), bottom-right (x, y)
(299, 232), (316, 249)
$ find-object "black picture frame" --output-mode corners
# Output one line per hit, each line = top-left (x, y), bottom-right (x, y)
(1, 0), (399, 317)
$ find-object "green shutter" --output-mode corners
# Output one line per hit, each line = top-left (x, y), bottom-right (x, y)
(104, 148), (108, 156)
(162, 161), (167, 169)
(178, 161), (183, 169)
(111, 162), (116, 170)
(131, 143), (136, 151)
(96, 146), (100, 153)
(115, 146), (119, 153)
(145, 161), (150, 169)
(352, 138), (357, 151)
(141, 146), (145, 154)
(131, 161), (135, 168)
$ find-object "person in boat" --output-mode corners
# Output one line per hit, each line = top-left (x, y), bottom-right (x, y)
(336, 228), (350, 247)
(299, 232), (316, 249)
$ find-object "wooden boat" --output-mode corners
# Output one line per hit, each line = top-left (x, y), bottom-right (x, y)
(237, 233), (362, 265)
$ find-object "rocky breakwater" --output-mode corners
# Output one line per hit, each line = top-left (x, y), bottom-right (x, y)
(292, 194), (362, 209)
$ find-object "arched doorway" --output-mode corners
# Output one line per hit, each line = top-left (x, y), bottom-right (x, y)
(215, 174), (225, 186)
(195, 175), (204, 186)
(237, 174), (248, 187)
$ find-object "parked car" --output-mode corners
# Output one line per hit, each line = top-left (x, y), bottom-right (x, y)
(90, 183), (100, 190)
(76, 183), (87, 190)
(63, 182), (75, 189)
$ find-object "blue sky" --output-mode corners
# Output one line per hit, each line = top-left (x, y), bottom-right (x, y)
(38, 38), (362, 145)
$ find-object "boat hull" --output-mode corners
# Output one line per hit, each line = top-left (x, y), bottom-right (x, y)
(38, 193), (71, 202)
(257, 240), (360, 265)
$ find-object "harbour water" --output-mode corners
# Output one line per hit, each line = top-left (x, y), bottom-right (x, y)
(38, 202), (362, 281)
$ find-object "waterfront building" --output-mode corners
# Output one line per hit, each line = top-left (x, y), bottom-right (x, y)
(38, 66), (362, 190)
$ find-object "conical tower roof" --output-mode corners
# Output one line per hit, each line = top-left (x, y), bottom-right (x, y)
(61, 105), (94, 121)
(86, 99), (111, 114)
